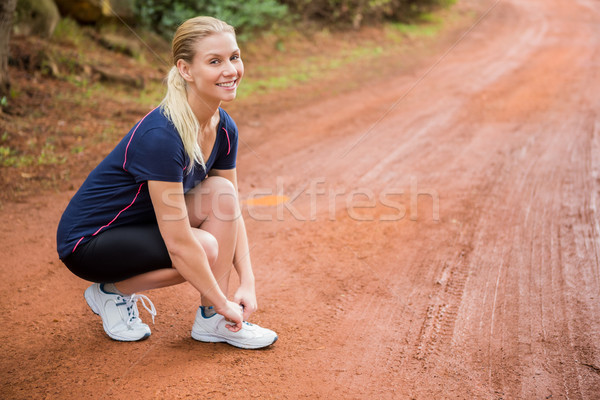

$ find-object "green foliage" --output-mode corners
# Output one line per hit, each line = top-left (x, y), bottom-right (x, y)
(280, 0), (392, 27)
(389, 20), (441, 37)
(37, 142), (66, 165)
(52, 17), (85, 47)
(279, 0), (453, 27)
(387, 0), (457, 21)
(133, 0), (289, 41)
(70, 145), (85, 154)
(0, 145), (33, 167)
(0, 140), (66, 168)
(0, 146), (11, 159)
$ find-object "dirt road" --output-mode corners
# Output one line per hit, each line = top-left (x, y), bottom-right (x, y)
(2, 0), (600, 398)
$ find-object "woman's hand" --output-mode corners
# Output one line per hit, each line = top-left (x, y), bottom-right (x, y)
(233, 283), (257, 321)
(214, 300), (243, 332)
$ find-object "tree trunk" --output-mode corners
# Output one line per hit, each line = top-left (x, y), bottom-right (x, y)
(0, 0), (17, 97)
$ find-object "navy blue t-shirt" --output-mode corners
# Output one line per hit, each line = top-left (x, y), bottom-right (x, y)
(56, 106), (238, 260)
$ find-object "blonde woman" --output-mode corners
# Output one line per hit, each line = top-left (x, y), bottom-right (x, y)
(56, 16), (277, 349)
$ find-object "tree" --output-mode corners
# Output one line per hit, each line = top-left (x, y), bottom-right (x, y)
(0, 0), (17, 96)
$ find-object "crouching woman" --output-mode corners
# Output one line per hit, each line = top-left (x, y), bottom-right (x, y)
(56, 16), (277, 349)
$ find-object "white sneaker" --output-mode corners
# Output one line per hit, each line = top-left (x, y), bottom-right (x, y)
(84, 283), (157, 342)
(191, 307), (278, 349)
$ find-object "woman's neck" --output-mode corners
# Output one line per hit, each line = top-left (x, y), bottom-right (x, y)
(187, 89), (221, 125)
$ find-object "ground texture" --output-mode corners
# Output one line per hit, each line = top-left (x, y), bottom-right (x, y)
(1, 0), (600, 398)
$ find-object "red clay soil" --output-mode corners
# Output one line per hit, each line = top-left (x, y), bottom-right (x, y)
(2, 0), (600, 398)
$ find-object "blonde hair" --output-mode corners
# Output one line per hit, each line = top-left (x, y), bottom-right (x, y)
(160, 16), (235, 171)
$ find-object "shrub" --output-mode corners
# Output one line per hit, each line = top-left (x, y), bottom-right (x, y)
(386, 0), (457, 21)
(279, 0), (392, 28)
(133, 0), (289, 42)
(278, 0), (454, 28)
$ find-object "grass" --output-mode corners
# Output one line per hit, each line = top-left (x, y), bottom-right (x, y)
(0, 141), (67, 168)
(37, 142), (66, 165)
(388, 17), (443, 38)
(70, 145), (85, 154)
(52, 17), (87, 48)
(0, 145), (34, 167)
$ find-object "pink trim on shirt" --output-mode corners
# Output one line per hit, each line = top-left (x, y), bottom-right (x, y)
(71, 182), (145, 253)
(92, 182), (145, 236)
(123, 108), (156, 171)
(222, 127), (231, 155)
(72, 236), (85, 253)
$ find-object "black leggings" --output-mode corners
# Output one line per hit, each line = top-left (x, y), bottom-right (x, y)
(62, 224), (173, 283)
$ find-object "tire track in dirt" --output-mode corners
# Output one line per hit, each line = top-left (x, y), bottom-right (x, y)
(299, 1), (555, 396)
(299, 0), (600, 397)
(441, 3), (600, 396)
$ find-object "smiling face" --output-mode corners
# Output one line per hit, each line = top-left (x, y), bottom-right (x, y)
(178, 32), (244, 106)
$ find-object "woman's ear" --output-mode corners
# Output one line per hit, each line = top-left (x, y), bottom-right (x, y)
(176, 59), (194, 83)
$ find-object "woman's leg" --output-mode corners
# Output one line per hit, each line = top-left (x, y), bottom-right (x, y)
(184, 176), (240, 306)
(73, 176), (236, 296)
(114, 228), (218, 294)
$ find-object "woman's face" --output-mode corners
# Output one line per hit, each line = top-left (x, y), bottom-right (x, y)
(182, 32), (244, 104)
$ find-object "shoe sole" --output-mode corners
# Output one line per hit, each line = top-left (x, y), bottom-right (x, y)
(191, 330), (278, 350)
(84, 285), (150, 342)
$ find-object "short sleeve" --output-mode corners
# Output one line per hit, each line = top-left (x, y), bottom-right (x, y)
(125, 127), (186, 183)
(212, 112), (239, 170)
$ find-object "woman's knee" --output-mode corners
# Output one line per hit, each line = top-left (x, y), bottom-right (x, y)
(192, 228), (219, 265)
(203, 176), (236, 195)
(203, 176), (239, 220)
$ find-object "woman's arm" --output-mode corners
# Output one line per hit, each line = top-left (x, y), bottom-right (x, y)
(231, 210), (257, 320)
(147, 179), (243, 330)
(209, 168), (257, 320)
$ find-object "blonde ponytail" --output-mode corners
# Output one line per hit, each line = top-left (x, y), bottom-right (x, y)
(160, 66), (203, 171)
(159, 16), (236, 172)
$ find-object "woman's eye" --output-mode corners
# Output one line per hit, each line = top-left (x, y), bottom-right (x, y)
(231, 55), (240, 61)
(210, 59), (220, 64)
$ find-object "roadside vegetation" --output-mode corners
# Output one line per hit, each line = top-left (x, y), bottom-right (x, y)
(0, 0), (463, 204)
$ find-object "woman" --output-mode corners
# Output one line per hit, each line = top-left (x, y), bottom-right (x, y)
(56, 16), (277, 349)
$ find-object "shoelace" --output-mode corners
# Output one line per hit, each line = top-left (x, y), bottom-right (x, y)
(121, 294), (157, 326)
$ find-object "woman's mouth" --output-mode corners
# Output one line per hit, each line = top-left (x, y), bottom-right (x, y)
(216, 79), (237, 88)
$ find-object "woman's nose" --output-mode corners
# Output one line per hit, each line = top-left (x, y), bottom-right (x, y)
(223, 61), (237, 77)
